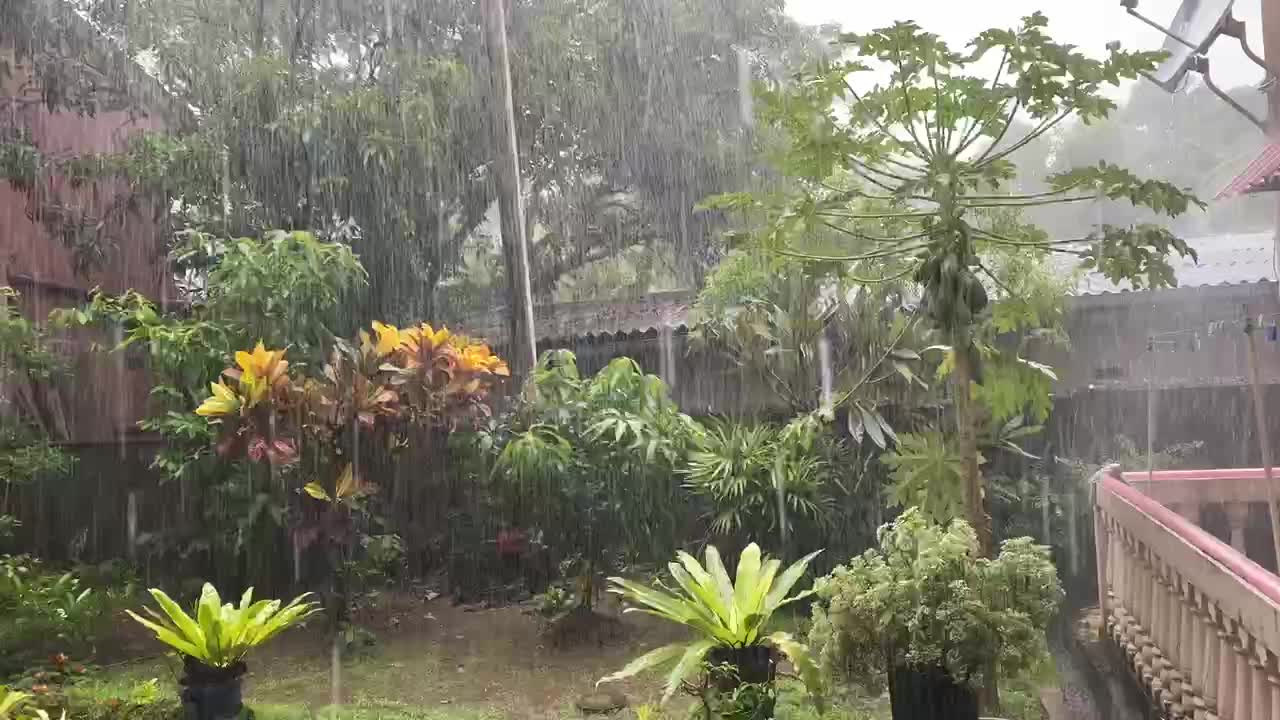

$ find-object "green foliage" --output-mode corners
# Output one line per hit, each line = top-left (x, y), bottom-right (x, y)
(693, 250), (929, 421)
(808, 509), (1061, 689)
(0, 557), (107, 675)
(683, 418), (836, 542)
(52, 231), (367, 591)
(881, 433), (973, 526)
(486, 351), (698, 602)
(126, 583), (318, 668)
(599, 543), (823, 706)
(712, 12), (1202, 543)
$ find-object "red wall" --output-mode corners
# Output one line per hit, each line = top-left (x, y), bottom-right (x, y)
(2, 45), (171, 444)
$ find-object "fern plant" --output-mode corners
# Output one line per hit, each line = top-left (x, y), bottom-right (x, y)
(126, 583), (318, 668)
(598, 543), (824, 706)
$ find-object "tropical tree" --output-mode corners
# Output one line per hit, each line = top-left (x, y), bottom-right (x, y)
(706, 14), (1203, 551)
(3, 0), (827, 328)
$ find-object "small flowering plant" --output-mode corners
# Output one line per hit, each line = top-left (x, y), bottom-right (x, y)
(191, 323), (508, 560)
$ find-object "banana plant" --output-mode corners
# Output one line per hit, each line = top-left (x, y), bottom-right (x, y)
(598, 543), (825, 707)
(126, 583), (318, 668)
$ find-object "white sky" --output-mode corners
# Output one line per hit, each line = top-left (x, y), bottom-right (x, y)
(785, 0), (1267, 96)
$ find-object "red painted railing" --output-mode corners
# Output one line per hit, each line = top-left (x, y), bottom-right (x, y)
(1103, 470), (1280, 605)
(1095, 465), (1280, 720)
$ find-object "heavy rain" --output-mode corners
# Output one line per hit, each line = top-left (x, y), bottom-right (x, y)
(2, 0), (1279, 718)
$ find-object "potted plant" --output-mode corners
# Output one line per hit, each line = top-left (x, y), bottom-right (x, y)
(127, 583), (318, 720)
(807, 508), (1061, 720)
(597, 543), (824, 713)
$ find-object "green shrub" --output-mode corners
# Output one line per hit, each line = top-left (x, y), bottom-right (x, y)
(0, 556), (107, 675)
(808, 509), (1062, 690)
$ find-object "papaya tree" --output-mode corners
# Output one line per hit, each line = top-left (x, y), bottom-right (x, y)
(706, 13), (1202, 552)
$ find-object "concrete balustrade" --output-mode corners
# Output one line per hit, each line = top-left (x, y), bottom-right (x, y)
(1095, 466), (1280, 720)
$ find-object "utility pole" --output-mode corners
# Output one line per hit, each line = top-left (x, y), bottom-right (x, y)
(482, 0), (538, 376)
(1265, 0), (1280, 299)
(1244, 309), (1280, 566)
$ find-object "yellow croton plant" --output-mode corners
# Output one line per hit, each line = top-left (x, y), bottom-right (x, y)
(194, 322), (508, 464)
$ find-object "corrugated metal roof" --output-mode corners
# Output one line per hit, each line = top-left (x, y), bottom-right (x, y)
(460, 290), (694, 345)
(1074, 231), (1276, 295)
(466, 233), (1277, 342)
(1217, 143), (1280, 199)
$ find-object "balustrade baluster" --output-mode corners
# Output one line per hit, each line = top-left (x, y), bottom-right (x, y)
(1235, 631), (1254, 720)
(1203, 603), (1221, 720)
(1221, 619), (1237, 720)
(1250, 646), (1269, 720)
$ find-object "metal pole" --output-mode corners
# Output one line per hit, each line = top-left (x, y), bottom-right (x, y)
(1262, 0), (1280, 300)
(482, 0), (538, 375)
(1243, 308), (1280, 565)
(1147, 336), (1156, 481)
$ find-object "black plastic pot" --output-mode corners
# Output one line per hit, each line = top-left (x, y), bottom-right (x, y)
(887, 665), (978, 720)
(707, 645), (776, 690)
(179, 658), (247, 720)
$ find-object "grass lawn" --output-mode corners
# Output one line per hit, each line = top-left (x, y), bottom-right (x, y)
(89, 594), (1048, 720)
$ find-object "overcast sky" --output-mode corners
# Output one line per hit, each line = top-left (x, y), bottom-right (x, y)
(785, 0), (1267, 95)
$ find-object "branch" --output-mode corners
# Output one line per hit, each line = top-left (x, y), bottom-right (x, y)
(816, 209), (937, 221)
(844, 264), (917, 285)
(878, 153), (929, 176)
(821, 222), (933, 245)
(953, 49), (1009, 156)
(818, 181), (900, 205)
(844, 79), (930, 161)
(964, 97), (1021, 164)
(851, 156), (917, 185)
(848, 162), (903, 194)
(834, 308), (920, 408)
(819, 181), (936, 206)
(961, 195), (1094, 209)
(889, 40), (937, 158)
(970, 226), (1091, 248)
(977, 261), (1017, 298)
(778, 240), (929, 263)
(963, 180), (1087, 202)
(931, 58), (951, 154)
(975, 109), (1071, 169)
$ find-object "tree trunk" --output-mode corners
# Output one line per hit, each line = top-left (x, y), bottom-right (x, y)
(952, 339), (999, 713)
(951, 340), (990, 555)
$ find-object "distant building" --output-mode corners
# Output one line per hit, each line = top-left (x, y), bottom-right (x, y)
(466, 233), (1280, 466)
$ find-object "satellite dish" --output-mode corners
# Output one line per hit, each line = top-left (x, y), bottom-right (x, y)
(1144, 0), (1235, 91)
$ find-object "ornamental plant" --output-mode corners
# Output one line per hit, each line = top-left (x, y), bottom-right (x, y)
(126, 583), (318, 668)
(599, 543), (824, 707)
(195, 341), (297, 465)
(807, 509), (1060, 691)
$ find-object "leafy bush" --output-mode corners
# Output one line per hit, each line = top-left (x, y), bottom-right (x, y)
(683, 417), (837, 542)
(0, 556), (106, 675)
(126, 583), (318, 668)
(599, 543), (823, 705)
(808, 509), (1061, 689)
(487, 352), (698, 605)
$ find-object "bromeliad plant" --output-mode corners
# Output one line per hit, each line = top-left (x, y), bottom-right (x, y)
(598, 543), (824, 707)
(126, 583), (318, 669)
